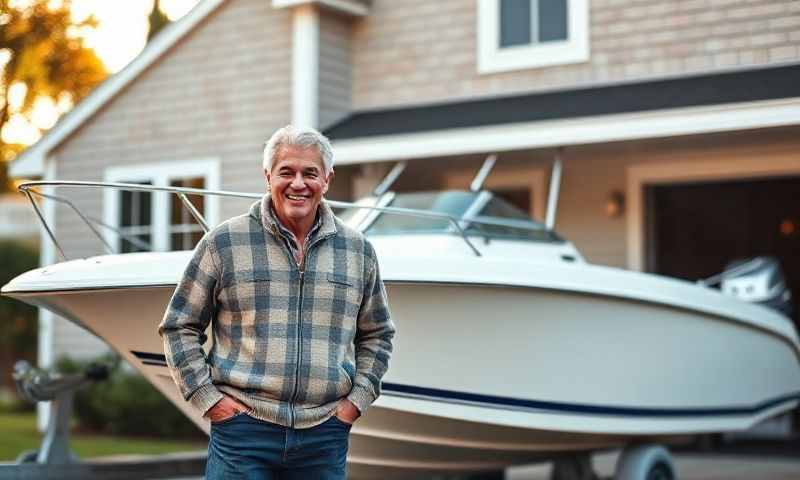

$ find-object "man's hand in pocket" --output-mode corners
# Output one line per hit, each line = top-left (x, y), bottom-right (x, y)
(206, 395), (248, 423)
(335, 399), (360, 425)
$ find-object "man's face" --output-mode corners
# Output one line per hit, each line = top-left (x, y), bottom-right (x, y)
(266, 145), (332, 226)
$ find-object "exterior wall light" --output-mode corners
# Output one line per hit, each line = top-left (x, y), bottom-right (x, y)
(605, 190), (625, 218)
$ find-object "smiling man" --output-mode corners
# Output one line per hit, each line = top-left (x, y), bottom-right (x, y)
(159, 125), (395, 479)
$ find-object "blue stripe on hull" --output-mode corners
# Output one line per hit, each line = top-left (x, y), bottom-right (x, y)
(131, 351), (799, 418)
(382, 382), (800, 418)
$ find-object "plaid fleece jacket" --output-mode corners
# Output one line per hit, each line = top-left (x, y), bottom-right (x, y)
(158, 195), (395, 428)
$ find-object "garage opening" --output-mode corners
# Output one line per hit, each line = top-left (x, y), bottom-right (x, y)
(646, 176), (800, 329)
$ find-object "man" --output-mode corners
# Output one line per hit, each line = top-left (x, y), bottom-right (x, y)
(159, 125), (395, 479)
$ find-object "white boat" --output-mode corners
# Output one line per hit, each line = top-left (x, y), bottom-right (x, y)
(3, 173), (800, 480)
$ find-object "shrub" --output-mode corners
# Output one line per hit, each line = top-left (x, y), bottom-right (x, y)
(0, 240), (39, 393)
(0, 388), (33, 413)
(56, 355), (203, 438)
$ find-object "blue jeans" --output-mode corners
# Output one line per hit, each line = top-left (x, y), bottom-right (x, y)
(205, 412), (351, 479)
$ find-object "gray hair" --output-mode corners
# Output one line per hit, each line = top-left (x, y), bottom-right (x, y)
(262, 125), (334, 175)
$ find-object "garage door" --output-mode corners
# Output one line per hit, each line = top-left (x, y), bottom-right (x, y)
(647, 176), (800, 328)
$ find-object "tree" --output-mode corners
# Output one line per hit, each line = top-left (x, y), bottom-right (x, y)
(147, 0), (171, 42)
(0, 0), (107, 190)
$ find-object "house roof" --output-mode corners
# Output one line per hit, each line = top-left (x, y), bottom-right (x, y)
(328, 62), (800, 166)
(324, 63), (800, 140)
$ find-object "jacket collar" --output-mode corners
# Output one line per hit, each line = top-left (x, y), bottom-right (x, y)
(250, 194), (337, 241)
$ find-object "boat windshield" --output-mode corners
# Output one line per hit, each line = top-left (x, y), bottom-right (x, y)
(365, 191), (475, 234)
(359, 191), (561, 242)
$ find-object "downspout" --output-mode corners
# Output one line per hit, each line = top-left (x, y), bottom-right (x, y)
(37, 155), (57, 431)
(292, 3), (320, 128)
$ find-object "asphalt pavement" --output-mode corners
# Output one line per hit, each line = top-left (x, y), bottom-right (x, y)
(157, 448), (800, 480)
(6, 439), (794, 479)
(508, 450), (800, 480)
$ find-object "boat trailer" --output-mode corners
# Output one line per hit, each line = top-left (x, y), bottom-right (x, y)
(0, 361), (205, 480)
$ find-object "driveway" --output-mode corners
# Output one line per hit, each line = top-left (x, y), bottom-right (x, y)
(508, 450), (800, 480)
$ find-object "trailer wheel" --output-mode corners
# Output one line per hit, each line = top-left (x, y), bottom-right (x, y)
(614, 444), (675, 480)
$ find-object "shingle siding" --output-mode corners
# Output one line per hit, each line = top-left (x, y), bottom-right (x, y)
(351, 0), (800, 109)
(319, 12), (352, 130)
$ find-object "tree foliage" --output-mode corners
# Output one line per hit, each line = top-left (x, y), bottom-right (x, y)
(147, 0), (171, 43)
(0, 0), (107, 189)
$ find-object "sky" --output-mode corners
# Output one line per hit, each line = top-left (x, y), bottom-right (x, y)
(70, 0), (201, 73)
(3, 0), (201, 146)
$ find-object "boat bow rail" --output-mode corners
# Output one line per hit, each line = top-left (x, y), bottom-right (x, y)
(16, 180), (492, 260)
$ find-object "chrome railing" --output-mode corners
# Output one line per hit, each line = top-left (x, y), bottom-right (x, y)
(18, 180), (484, 260)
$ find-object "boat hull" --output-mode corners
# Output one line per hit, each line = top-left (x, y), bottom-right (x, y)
(9, 279), (800, 474)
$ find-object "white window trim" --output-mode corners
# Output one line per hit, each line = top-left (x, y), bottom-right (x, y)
(477, 0), (590, 74)
(103, 158), (221, 252)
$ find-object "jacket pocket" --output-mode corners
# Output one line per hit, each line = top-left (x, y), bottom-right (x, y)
(326, 272), (361, 321)
(327, 272), (353, 287)
(220, 270), (272, 312)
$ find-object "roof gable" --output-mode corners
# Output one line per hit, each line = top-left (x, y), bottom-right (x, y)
(10, 0), (229, 177)
(10, 0), (372, 178)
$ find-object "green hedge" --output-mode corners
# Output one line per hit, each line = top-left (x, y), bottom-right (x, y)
(0, 240), (39, 396)
(56, 355), (203, 438)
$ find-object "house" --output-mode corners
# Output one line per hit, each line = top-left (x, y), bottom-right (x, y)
(0, 194), (40, 244)
(9, 0), (800, 375)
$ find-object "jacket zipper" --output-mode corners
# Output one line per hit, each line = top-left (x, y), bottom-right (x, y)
(283, 230), (333, 428)
(289, 267), (304, 427)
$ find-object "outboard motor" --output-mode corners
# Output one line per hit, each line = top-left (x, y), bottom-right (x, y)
(719, 257), (793, 317)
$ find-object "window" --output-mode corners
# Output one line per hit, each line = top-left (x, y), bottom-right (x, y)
(493, 187), (532, 215)
(500, 0), (568, 47)
(169, 177), (206, 251)
(104, 159), (220, 252)
(477, 0), (589, 74)
(443, 165), (547, 222)
(119, 182), (153, 253)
